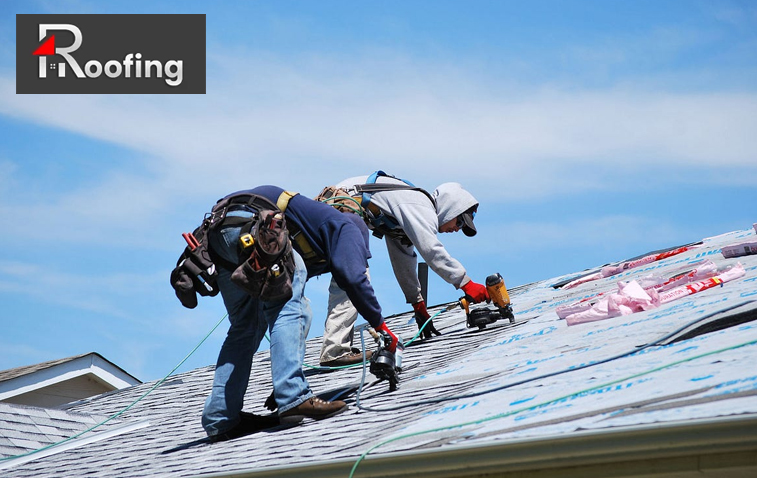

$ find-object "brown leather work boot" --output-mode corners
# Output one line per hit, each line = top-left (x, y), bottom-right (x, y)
(279, 396), (348, 425)
(319, 350), (373, 368)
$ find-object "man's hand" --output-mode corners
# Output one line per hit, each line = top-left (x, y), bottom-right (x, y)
(413, 301), (441, 339)
(376, 322), (399, 352)
(461, 280), (490, 303)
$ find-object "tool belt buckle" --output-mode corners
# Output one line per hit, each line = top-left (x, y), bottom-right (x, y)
(206, 207), (227, 227)
(239, 233), (255, 250)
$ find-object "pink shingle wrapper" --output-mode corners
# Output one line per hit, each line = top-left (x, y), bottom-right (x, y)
(565, 263), (745, 326)
(556, 260), (719, 320)
(562, 245), (702, 289)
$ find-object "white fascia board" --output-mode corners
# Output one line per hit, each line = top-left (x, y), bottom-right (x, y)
(0, 355), (139, 400)
(88, 354), (141, 388)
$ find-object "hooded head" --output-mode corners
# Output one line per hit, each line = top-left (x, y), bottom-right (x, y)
(432, 182), (479, 237)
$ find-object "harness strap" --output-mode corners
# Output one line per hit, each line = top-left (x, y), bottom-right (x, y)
(355, 182), (435, 205)
(354, 171), (435, 245)
(357, 171), (436, 208)
(290, 230), (322, 263)
(204, 192), (287, 270)
(275, 190), (324, 264)
(276, 190), (298, 211)
(365, 201), (381, 217)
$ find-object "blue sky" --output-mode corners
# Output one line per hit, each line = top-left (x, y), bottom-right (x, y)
(1, 0), (755, 382)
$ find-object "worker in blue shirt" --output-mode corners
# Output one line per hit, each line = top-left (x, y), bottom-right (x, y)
(201, 186), (399, 441)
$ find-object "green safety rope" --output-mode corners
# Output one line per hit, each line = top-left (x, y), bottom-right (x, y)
(0, 313), (229, 463)
(1, 305), (443, 462)
(347, 339), (757, 477)
(320, 195), (364, 216)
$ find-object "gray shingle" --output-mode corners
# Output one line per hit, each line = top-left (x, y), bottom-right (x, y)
(7, 438), (43, 450)
(1, 227), (757, 477)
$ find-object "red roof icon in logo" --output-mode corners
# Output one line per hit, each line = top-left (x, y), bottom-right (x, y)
(33, 35), (56, 56)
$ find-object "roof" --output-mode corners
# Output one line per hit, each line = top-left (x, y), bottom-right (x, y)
(0, 402), (113, 459)
(1, 226), (756, 477)
(0, 353), (141, 385)
(0, 353), (142, 409)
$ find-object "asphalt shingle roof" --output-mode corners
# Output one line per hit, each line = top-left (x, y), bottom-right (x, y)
(0, 352), (140, 385)
(0, 354), (94, 383)
(1, 225), (756, 477)
(0, 403), (114, 459)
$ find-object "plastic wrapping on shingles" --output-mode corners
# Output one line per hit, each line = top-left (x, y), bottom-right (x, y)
(556, 260), (719, 320)
(561, 245), (701, 290)
(563, 263), (746, 326)
(721, 241), (757, 258)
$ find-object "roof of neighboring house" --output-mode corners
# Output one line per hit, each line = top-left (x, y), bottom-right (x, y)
(0, 402), (113, 459)
(0, 353), (142, 409)
(1, 226), (756, 478)
(0, 353), (140, 385)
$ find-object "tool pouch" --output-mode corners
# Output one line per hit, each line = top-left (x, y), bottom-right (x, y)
(170, 228), (220, 309)
(315, 186), (363, 215)
(231, 210), (296, 303)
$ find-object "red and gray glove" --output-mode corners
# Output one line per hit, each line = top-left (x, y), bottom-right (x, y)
(376, 322), (399, 352)
(412, 301), (441, 339)
(461, 280), (490, 303)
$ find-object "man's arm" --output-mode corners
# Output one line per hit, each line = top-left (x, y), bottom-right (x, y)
(385, 236), (423, 304)
(388, 200), (471, 290)
(326, 220), (385, 328)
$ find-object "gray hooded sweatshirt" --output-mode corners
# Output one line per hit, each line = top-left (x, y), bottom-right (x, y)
(337, 175), (478, 304)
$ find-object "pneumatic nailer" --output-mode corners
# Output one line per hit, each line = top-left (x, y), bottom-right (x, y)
(458, 273), (515, 329)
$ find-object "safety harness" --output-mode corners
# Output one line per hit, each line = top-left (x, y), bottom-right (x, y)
(317, 170), (435, 245)
(274, 190), (325, 265)
(170, 190), (309, 308)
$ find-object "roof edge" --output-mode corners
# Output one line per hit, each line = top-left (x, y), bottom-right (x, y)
(0, 352), (141, 387)
(190, 415), (757, 478)
(0, 353), (141, 401)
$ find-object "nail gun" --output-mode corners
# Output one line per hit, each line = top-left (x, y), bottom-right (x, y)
(457, 273), (515, 329)
(369, 330), (403, 392)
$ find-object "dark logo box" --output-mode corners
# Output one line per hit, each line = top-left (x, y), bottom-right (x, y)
(16, 14), (206, 94)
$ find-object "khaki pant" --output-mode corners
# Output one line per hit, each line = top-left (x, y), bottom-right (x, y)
(319, 270), (370, 364)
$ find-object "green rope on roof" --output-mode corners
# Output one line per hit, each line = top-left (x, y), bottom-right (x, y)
(0, 313), (228, 463)
(348, 339), (757, 478)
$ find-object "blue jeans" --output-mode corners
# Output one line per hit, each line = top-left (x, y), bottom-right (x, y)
(201, 220), (314, 437)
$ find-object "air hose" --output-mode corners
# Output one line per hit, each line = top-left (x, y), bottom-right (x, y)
(1, 306), (436, 463)
(355, 301), (756, 413)
(299, 309), (445, 370)
(348, 337), (757, 477)
(0, 313), (229, 463)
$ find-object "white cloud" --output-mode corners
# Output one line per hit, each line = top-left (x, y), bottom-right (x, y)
(1, 50), (756, 249)
(3, 52), (756, 177)
(0, 260), (166, 319)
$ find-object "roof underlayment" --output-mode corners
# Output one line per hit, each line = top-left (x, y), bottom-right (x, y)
(1, 225), (756, 477)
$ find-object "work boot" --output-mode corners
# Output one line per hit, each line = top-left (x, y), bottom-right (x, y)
(208, 411), (280, 443)
(279, 397), (348, 425)
(264, 390), (277, 411)
(319, 350), (373, 368)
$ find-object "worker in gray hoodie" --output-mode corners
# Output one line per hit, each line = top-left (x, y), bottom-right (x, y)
(318, 171), (488, 367)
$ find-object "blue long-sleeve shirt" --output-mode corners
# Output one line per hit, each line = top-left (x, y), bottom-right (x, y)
(229, 186), (384, 328)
